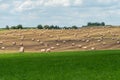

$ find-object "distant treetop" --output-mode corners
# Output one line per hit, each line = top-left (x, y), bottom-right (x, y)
(85, 22), (105, 27)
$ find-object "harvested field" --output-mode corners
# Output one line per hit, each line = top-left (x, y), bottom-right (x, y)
(0, 27), (120, 52)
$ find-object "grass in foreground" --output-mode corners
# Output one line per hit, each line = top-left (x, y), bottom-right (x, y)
(0, 50), (120, 80)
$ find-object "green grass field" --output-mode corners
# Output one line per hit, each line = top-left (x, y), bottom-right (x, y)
(0, 50), (120, 80)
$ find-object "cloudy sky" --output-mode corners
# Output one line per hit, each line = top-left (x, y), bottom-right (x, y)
(0, 0), (120, 27)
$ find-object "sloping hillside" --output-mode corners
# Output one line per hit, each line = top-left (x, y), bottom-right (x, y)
(0, 27), (120, 52)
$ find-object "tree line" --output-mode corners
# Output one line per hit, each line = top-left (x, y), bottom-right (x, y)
(5, 24), (78, 30)
(4, 22), (106, 30)
(82, 22), (105, 27)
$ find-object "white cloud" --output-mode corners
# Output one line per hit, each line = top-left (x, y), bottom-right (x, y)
(74, 0), (83, 6)
(98, 0), (119, 3)
(44, 0), (70, 7)
(12, 0), (84, 12)
(13, 0), (44, 12)
(14, 0), (34, 12)
(0, 3), (9, 10)
(0, 0), (120, 27)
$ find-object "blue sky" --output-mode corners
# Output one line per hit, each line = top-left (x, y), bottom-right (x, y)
(0, 0), (120, 27)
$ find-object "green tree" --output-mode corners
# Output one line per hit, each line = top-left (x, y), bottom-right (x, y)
(87, 22), (92, 26)
(6, 25), (9, 30)
(49, 25), (54, 29)
(11, 26), (17, 29)
(55, 25), (60, 29)
(63, 26), (69, 29)
(71, 25), (78, 29)
(87, 22), (105, 27)
(44, 25), (49, 29)
(37, 24), (43, 29)
(101, 22), (105, 26)
(16, 24), (23, 29)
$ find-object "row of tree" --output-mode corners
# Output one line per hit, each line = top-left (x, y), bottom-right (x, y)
(82, 22), (105, 27)
(37, 25), (60, 29)
(6, 25), (23, 29)
(37, 25), (78, 29)
(5, 22), (106, 30)
(5, 24), (78, 30)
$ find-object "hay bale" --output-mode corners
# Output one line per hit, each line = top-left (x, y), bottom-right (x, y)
(117, 41), (120, 44)
(1, 47), (5, 50)
(97, 39), (102, 42)
(46, 48), (51, 52)
(72, 43), (75, 46)
(50, 47), (55, 50)
(19, 43), (23, 46)
(63, 40), (66, 43)
(82, 46), (87, 49)
(37, 40), (40, 42)
(86, 40), (90, 43)
(12, 42), (16, 45)
(102, 42), (106, 45)
(91, 47), (95, 50)
(32, 38), (35, 41)
(0, 41), (3, 45)
(41, 49), (46, 52)
(40, 41), (44, 45)
(56, 43), (60, 46)
(78, 45), (82, 48)
(19, 47), (24, 53)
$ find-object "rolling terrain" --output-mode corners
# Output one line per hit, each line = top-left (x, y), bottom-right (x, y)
(0, 27), (120, 52)
(0, 27), (120, 80)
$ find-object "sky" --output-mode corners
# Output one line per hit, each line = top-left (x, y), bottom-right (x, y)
(0, 0), (120, 27)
